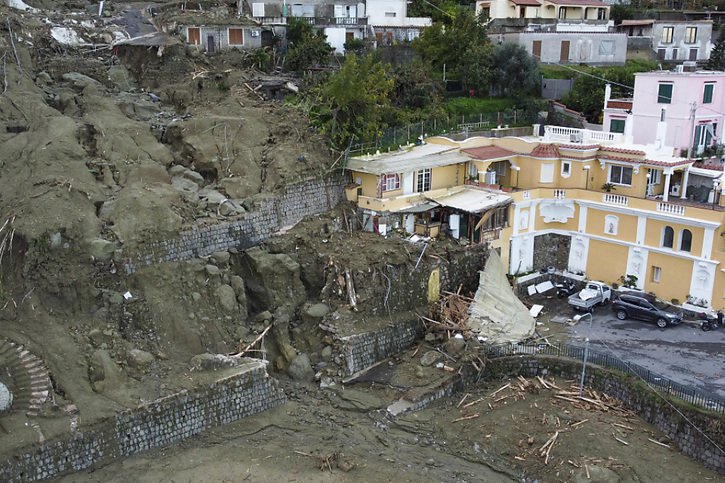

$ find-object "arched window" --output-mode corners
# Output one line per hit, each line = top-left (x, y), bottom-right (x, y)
(662, 226), (674, 248)
(680, 229), (692, 252)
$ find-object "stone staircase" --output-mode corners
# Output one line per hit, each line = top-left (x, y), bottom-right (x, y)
(0, 339), (51, 416)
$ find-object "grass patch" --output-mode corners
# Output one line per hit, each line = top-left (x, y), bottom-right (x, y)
(443, 97), (518, 116)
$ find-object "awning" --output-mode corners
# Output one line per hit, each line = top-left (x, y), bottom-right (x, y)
(397, 202), (439, 213)
(424, 186), (512, 214)
(688, 166), (724, 179)
(618, 19), (655, 27)
(512, 0), (542, 5)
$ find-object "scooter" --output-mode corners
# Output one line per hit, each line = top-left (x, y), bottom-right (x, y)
(554, 280), (577, 299)
(700, 310), (723, 331)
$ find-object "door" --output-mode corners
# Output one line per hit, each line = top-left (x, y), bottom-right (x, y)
(689, 48), (698, 61)
(206, 35), (216, 53)
(532, 40), (542, 60)
(346, 32), (354, 43)
(560, 41), (570, 62)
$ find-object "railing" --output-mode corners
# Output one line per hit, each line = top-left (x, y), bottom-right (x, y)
(485, 342), (725, 413)
(657, 202), (686, 216)
(602, 193), (628, 206)
(543, 125), (623, 145)
(554, 189), (566, 199)
(254, 16), (287, 24)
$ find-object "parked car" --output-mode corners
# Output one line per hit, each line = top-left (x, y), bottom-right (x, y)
(612, 292), (683, 328)
(568, 281), (612, 313)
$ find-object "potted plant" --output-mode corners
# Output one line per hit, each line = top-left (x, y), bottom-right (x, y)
(601, 183), (616, 192)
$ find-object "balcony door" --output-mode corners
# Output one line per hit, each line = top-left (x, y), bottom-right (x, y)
(560, 41), (570, 62)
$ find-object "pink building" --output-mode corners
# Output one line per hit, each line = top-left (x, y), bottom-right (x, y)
(603, 70), (725, 156)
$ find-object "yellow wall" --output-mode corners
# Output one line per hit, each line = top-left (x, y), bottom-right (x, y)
(643, 252), (693, 303)
(586, 239), (628, 285)
(644, 219), (703, 255)
(355, 172), (379, 198)
(533, 203), (580, 232)
(431, 164), (462, 190)
(586, 209), (638, 243)
(589, 164), (648, 197)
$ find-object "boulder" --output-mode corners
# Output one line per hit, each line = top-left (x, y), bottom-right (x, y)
(230, 275), (247, 308)
(301, 303), (330, 325)
(190, 353), (239, 371)
(87, 238), (118, 262)
(238, 247), (306, 312)
(420, 350), (442, 367)
(126, 349), (154, 369)
(214, 284), (238, 313)
(171, 176), (200, 201)
(287, 353), (314, 381)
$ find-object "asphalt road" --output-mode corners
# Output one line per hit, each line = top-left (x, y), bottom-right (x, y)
(566, 310), (725, 398)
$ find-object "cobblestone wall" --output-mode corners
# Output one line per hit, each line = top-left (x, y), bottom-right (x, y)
(533, 233), (571, 272)
(340, 319), (424, 376)
(484, 356), (725, 475)
(125, 173), (349, 273)
(0, 361), (285, 482)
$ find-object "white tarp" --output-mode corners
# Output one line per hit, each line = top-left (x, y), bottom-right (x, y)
(466, 251), (536, 343)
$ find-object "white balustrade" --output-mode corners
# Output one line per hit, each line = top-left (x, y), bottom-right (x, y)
(657, 202), (685, 216)
(554, 189), (566, 199)
(602, 193), (628, 206)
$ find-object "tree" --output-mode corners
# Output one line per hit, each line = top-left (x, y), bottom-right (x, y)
(490, 43), (539, 97)
(284, 18), (333, 73)
(412, 8), (490, 74)
(391, 61), (444, 110)
(707, 39), (725, 71)
(314, 54), (394, 149)
(407, 0), (460, 23)
(459, 42), (494, 94)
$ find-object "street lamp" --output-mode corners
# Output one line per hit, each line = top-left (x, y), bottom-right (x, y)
(583, 165), (591, 191)
(512, 166), (521, 189)
(577, 312), (593, 397)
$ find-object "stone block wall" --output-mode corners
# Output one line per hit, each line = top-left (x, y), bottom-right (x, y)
(125, 173), (349, 272)
(0, 362), (285, 482)
(340, 319), (424, 376)
(533, 233), (571, 272)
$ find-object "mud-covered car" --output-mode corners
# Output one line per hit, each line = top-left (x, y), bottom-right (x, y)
(612, 292), (683, 328)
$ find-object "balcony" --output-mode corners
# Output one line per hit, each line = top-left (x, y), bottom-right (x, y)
(255, 16), (368, 27)
(543, 125), (624, 145)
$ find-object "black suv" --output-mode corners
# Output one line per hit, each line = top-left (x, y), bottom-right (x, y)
(612, 292), (683, 328)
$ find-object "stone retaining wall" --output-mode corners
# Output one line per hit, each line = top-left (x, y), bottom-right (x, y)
(340, 319), (424, 376)
(0, 361), (285, 482)
(125, 172), (349, 273)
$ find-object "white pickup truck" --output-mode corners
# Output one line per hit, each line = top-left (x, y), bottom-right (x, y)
(568, 281), (612, 313)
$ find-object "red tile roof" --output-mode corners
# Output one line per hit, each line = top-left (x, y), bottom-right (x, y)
(530, 143), (560, 158)
(601, 147), (646, 156)
(512, 0), (541, 5)
(557, 144), (600, 150)
(461, 146), (515, 161)
(598, 154), (692, 168)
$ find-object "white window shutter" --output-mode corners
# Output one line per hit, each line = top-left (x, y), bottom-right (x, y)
(252, 3), (265, 16)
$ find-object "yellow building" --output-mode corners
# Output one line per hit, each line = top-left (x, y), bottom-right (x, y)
(346, 125), (725, 311)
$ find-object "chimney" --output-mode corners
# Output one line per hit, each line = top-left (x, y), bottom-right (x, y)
(604, 83), (612, 112)
(655, 108), (667, 150)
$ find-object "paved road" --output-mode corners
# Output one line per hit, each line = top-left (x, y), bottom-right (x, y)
(117, 3), (157, 38)
(566, 311), (725, 398)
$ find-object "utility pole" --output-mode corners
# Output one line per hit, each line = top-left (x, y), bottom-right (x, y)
(688, 102), (697, 159)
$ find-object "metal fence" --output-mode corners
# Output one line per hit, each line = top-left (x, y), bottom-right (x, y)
(348, 109), (537, 156)
(485, 342), (725, 414)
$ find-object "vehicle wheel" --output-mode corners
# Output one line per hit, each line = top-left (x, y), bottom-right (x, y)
(656, 318), (668, 329)
(600, 298), (609, 306)
(616, 310), (627, 320)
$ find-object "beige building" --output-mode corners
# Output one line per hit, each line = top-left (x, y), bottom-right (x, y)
(346, 125), (725, 311)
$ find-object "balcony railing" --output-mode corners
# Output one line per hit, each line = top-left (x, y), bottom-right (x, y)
(554, 189), (566, 199)
(543, 125), (623, 145)
(603, 193), (629, 206)
(657, 202), (686, 216)
(255, 15), (368, 26)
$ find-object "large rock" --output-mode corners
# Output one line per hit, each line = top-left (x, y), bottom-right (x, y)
(87, 238), (118, 262)
(126, 349), (154, 369)
(190, 353), (239, 371)
(287, 353), (314, 381)
(215, 284), (238, 313)
(89, 349), (124, 391)
(230, 275), (247, 309)
(238, 247), (306, 312)
(301, 303), (329, 325)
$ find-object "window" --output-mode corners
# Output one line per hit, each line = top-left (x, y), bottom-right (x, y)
(652, 266), (662, 283)
(662, 226), (674, 249)
(604, 215), (619, 235)
(187, 27), (201, 45)
(657, 48), (666, 60)
(252, 3), (265, 16)
(648, 169), (661, 185)
(657, 83), (673, 104)
(680, 229), (692, 252)
(662, 26), (674, 43)
(228, 28), (244, 46)
(540, 163), (554, 183)
(491, 161), (507, 177)
(685, 26), (697, 44)
(558, 7), (567, 19)
(384, 11), (397, 17)
(609, 165), (633, 185)
(689, 48), (699, 61)
(416, 169), (431, 192)
(704, 83), (714, 104)
(599, 40), (615, 55)
(671, 48), (678, 60)
(561, 161), (571, 176)
(597, 8), (606, 20)
(383, 174), (400, 192)
(610, 119), (625, 133)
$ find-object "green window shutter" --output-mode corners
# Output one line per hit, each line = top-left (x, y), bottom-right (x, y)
(658, 83), (673, 104)
(610, 119), (625, 133)
(703, 83), (714, 104)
